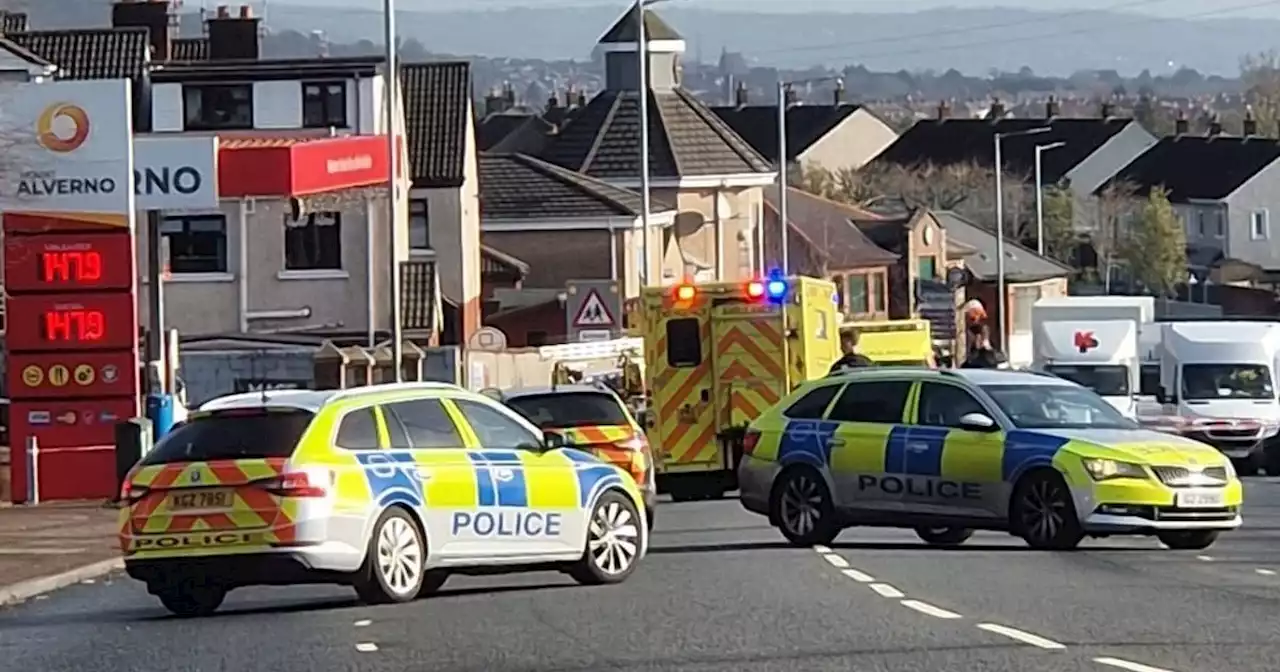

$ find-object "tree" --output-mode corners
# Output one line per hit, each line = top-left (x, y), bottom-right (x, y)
(1241, 50), (1280, 134)
(1038, 186), (1076, 263)
(1081, 181), (1138, 291)
(1125, 187), (1187, 297)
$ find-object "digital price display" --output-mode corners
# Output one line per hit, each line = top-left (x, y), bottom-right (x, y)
(6, 294), (136, 351)
(4, 232), (134, 292)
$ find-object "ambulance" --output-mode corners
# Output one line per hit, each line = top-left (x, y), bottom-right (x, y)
(638, 275), (840, 501)
(841, 319), (933, 367)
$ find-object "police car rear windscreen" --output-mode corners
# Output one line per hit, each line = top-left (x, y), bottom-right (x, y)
(141, 409), (314, 465)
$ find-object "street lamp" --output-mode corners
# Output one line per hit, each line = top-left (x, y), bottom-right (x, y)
(1034, 141), (1065, 257)
(635, 0), (672, 286)
(383, 0), (403, 380)
(994, 126), (1050, 344)
(774, 76), (840, 275)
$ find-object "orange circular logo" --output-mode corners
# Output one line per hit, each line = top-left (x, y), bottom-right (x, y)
(36, 102), (90, 153)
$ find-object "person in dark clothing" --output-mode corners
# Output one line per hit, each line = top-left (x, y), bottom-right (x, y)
(830, 329), (874, 374)
(962, 325), (1007, 369)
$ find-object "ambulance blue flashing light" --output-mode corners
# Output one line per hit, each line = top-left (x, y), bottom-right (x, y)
(764, 269), (787, 303)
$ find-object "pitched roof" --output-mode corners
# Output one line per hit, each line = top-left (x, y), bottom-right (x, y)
(0, 36), (52, 69)
(710, 103), (865, 163)
(764, 188), (899, 269)
(933, 210), (1073, 282)
(538, 89), (772, 180)
(480, 152), (673, 220)
(401, 61), (472, 189)
(873, 117), (1134, 183)
(478, 111), (550, 152)
(172, 37), (208, 61)
(1100, 134), (1280, 202)
(597, 7), (682, 44)
(1, 11), (28, 33)
(8, 28), (149, 80)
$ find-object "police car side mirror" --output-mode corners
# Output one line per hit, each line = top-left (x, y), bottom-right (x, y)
(541, 432), (569, 451)
(957, 413), (998, 432)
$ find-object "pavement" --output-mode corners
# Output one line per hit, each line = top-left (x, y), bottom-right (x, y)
(1, 483), (1280, 672)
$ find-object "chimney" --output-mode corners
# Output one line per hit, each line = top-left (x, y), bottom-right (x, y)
(1045, 95), (1060, 118)
(987, 98), (1005, 120)
(1100, 100), (1116, 118)
(937, 99), (951, 119)
(503, 81), (515, 106)
(576, 90), (587, 107)
(1175, 111), (1189, 134)
(734, 80), (747, 107)
(207, 4), (261, 60)
(1208, 114), (1223, 136)
(1244, 107), (1258, 136)
(546, 92), (559, 111)
(112, 0), (174, 62)
(833, 78), (845, 105)
(784, 84), (798, 106)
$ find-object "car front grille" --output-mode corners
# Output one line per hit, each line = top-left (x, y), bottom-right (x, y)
(1150, 465), (1230, 487)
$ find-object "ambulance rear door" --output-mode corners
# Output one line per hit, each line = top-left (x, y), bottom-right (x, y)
(710, 301), (787, 446)
(647, 301), (717, 472)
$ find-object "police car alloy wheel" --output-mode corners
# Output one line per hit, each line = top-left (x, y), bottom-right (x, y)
(772, 467), (839, 547)
(1011, 471), (1084, 551)
(568, 491), (642, 585)
(356, 508), (426, 604)
(1157, 530), (1219, 551)
(156, 584), (226, 618)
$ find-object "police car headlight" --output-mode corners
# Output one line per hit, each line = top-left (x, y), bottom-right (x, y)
(1082, 458), (1148, 481)
(1222, 459), (1237, 480)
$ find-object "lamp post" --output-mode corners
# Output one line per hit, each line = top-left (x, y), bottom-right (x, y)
(383, 0), (403, 381)
(1033, 141), (1065, 257)
(635, 0), (671, 286)
(994, 126), (1050, 344)
(774, 76), (840, 275)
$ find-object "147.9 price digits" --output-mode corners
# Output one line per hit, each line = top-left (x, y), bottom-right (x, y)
(43, 309), (105, 342)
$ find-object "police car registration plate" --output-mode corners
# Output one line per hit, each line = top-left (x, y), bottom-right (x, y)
(1176, 489), (1224, 508)
(169, 489), (233, 510)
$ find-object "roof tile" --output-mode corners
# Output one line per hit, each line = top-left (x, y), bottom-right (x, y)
(401, 61), (471, 189)
(711, 103), (865, 163)
(8, 28), (149, 80)
(172, 37), (208, 61)
(765, 188), (899, 269)
(1102, 134), (1280, 201)
(480, 152), (672, 220)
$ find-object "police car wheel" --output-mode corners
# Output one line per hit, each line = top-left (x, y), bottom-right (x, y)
(914, 526), (974, 547)
(356, 508), (425, 604)
(1011, 471), (1084, 551)
(569, 491), (643, 585)
(417, 570), (450, 598)
(1156, 530), (1219, 551)
(156, 585), (226, 618)
(771, 466), (839, 547)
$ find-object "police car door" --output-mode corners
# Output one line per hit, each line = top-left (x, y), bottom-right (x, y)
(906, 382), (1005, 519)
(451, 399), (580, 558)
(824, 379), (915, 513)
(381, 398), (481, 560)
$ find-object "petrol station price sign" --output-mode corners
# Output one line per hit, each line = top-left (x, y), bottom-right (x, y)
(3, 232), (135, 292)
(5, 293), (136, 351)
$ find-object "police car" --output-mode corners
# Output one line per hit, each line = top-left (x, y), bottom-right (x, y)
(118, 383), (648, 617)
(738, 368), (1243, 551)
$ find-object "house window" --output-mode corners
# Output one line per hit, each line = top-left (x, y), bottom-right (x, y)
(183, 84), (253, 130)
(847, 275), (868, 313)
(917, 255), (937, 279)
(870, 273), (885, 312)
(284, 211), (342, 271)
(1252, 209), (1270, 240)
(409, 199), (430, 250)
(302, 81), (347, 128)
(160, 214), (228, 274)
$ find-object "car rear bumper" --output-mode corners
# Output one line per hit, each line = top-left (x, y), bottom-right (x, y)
(125, 544), (359, 589)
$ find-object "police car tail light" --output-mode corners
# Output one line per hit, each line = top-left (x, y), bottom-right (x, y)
(256, 470), (328, 498)
(119, 480), (149, 505)
(742, 429), (761, 455)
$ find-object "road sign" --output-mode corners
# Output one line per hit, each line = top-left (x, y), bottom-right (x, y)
(565, 280), (623, 342)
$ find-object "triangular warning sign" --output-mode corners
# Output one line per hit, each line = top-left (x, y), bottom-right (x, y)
(573, 289), (616, 327)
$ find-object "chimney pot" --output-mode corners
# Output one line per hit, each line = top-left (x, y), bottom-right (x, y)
(833, 78), (844, 105)
(576, 90), (586, 107)
(988, 98), (1005, 119)
(1208, 115), (1223, 136)
(937, 99), (950, 119)
(239, 4), (252, 18)
(1244, 107), (1258, 136)
(216, 5), (229, 18)
(547, 93), (558, 110)
(1100, 101), (1115, 118)
(1175, 111), (1189, 135)
(784, 85), (798, 106)
(735, 81), (747, 107)
(1046, 95), (1059, 118)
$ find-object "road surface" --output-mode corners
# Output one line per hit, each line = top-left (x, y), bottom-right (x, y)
(3, 480), (1279, 672)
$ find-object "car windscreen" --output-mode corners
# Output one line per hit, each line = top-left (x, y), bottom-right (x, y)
(505, 392), (630, 429)
(1181, 364), (1275, 400)
(981, 384), (1138, 430)
(140, 409), (314, 465)
(1045, 364), (1130, 396)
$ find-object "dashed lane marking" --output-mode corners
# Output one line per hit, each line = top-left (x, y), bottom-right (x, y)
(355, 643), (379, 653)
(1094, 657), (1176, 672)
(1196, 555), (1213, 562)
(901, 599), (962, 619)
(354, 619), (373, 627)
(1256, 568), (1276, 576)
(869, 583), (904, 599)
(841, 568), (875, 583)
(823, 554), (850, 568)
(976, 623), (1066, 650)
(813, 545), (832, 553)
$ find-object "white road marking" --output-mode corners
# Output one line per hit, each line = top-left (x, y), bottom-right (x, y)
(823, 554), (850, 568)
(1094, 656), (1175, 672)
(841, 568), (875, 583)
(901, 599), (962, 619)
(1196, 555), (1213, 561)
(355, 643), (379, 652)
(869, 583), (904, 598)
(1256, 568), (1276, 576)
(354, 619), (373, 627)
(812, 545), (832, 553)
(976, 623), (1066, 650)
